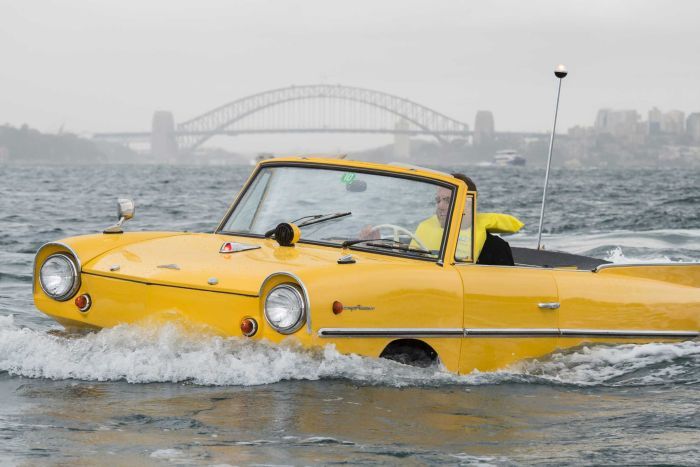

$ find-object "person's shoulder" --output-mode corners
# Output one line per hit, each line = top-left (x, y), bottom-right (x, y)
(477, 212), (524, 233)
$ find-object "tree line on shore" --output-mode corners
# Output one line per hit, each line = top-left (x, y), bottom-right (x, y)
(0, 124), (136, 163)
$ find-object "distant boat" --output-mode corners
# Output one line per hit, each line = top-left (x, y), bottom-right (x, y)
(494, 149), (526, 166)
(475, 150), (527, 168)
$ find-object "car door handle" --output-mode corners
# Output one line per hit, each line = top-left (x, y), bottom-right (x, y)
(538, 302), (560, 310)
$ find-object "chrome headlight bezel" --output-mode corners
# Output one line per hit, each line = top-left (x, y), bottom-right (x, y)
(263, 283), (307, 334)
(39, 253), (80, 301)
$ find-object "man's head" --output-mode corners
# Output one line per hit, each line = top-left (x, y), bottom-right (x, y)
(435, 174), (477, 228)
(435, 186), (452, 227)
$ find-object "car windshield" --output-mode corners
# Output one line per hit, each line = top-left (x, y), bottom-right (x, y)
(220, 165), (454, 260)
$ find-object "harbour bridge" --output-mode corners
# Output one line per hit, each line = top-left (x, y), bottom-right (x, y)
(93, 84), (475, 155)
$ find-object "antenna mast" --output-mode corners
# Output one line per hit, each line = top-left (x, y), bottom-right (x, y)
(536, 64), (568, 250)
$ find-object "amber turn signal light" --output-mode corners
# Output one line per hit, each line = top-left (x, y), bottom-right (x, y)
(332, 301), (343, 315)
(240, 317), (258, 337)
(75, 294), (91, 312)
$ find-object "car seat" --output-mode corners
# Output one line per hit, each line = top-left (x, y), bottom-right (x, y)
(476, 233), (515, 266)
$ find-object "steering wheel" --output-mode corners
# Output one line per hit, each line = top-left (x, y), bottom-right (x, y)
(371, 224), (430, 252)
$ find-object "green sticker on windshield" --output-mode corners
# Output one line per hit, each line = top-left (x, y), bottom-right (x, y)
(341, 173), (357, 184)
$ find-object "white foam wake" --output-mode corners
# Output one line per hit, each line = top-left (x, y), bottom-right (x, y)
(0, 315), (461, 386)
(603, 246), (678, 264)
(1, 315), (698, 387)
(516, 341), (700, 386)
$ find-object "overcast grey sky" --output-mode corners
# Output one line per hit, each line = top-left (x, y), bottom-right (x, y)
(1, 0), (699, 152)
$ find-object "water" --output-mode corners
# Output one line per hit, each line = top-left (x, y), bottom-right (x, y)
(0, 164), (698, 464)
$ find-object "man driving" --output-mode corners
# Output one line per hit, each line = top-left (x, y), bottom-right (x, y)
(412, 174), (524, 262)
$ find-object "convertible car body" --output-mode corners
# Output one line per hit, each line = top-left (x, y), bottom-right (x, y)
(33, 158), (700, 373)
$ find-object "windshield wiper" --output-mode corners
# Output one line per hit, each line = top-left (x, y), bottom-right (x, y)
(296, 211), (351, 228)
(264, 211), (351, 237)
(341, 238), (433, 255)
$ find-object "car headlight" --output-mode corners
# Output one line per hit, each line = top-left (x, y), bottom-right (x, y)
(39, 253), (80, 301)
(264, 284), (306, 334)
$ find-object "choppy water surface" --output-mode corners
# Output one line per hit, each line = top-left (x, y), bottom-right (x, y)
(0, 164), (698, 465)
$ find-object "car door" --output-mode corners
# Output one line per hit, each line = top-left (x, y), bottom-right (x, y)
(455, 264), (560, 373)
(309, 258), (465, 372)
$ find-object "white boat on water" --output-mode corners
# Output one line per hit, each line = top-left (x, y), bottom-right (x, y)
(475, 150), (527, 167)
(494, 149), (526, 166)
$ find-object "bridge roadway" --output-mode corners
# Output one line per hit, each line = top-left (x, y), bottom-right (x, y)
(93, 128), (550, 143)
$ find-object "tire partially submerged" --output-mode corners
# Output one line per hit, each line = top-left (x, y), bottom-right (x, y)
(380, 339), (438, 368)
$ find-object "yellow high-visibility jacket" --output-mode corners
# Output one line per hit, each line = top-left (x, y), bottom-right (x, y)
(413, 213), (524, 261)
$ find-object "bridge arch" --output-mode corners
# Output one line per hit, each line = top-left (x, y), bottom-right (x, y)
(176, 84), (469, 151)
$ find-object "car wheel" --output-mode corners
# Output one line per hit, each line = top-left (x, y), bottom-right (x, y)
(380, 340), (438, 368)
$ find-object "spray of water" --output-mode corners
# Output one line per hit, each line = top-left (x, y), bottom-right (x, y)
(1, 315), (697, 387)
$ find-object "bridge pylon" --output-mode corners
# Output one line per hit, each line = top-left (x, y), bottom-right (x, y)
(151, 111), (179, 162)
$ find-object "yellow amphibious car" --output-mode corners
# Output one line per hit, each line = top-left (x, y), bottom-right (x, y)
(33, 158), (700, 373)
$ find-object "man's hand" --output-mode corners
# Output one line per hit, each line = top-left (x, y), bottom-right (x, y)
(358, 225), (380, 240)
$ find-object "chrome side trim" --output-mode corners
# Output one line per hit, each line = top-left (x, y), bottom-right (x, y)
(595, 262), (700, 272)
(259, 271), (312, 334)
(318, 327), (699, 339)
(560, 329), (699, 338)
(455, 262), (558, 271)
(465, 328), (560, 337)
(318, 328), (463, 338)
(455, 262), (621, 273)
(33, 242), (82, 295)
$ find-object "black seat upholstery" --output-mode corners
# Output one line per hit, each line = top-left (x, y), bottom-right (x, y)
(477, 233), (515, 266)
(510, 247), (610, 270)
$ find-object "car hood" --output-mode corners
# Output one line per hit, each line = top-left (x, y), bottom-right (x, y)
(80, 233), (391, 296)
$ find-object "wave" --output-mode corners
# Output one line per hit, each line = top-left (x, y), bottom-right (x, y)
(514, 341), (700, 386)
(0, 316), (464, 387)
(1, 315), (697, 387)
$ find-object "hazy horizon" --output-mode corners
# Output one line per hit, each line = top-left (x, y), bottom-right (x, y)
(2, 0), (699, 152)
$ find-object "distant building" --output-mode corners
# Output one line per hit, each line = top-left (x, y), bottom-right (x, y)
(594, 109), (640, 137)
(687, 113), (700, 143)
(393, 119), (410, 159)
(662, 110), (685, 135)
(568, 125), (588, 138)
(473, 110), (495, 145)
(648, 107), (662, 135)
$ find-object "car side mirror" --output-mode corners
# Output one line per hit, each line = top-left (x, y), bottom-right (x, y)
(117, 198), (135, 220)
(104, 198), (135, 234)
